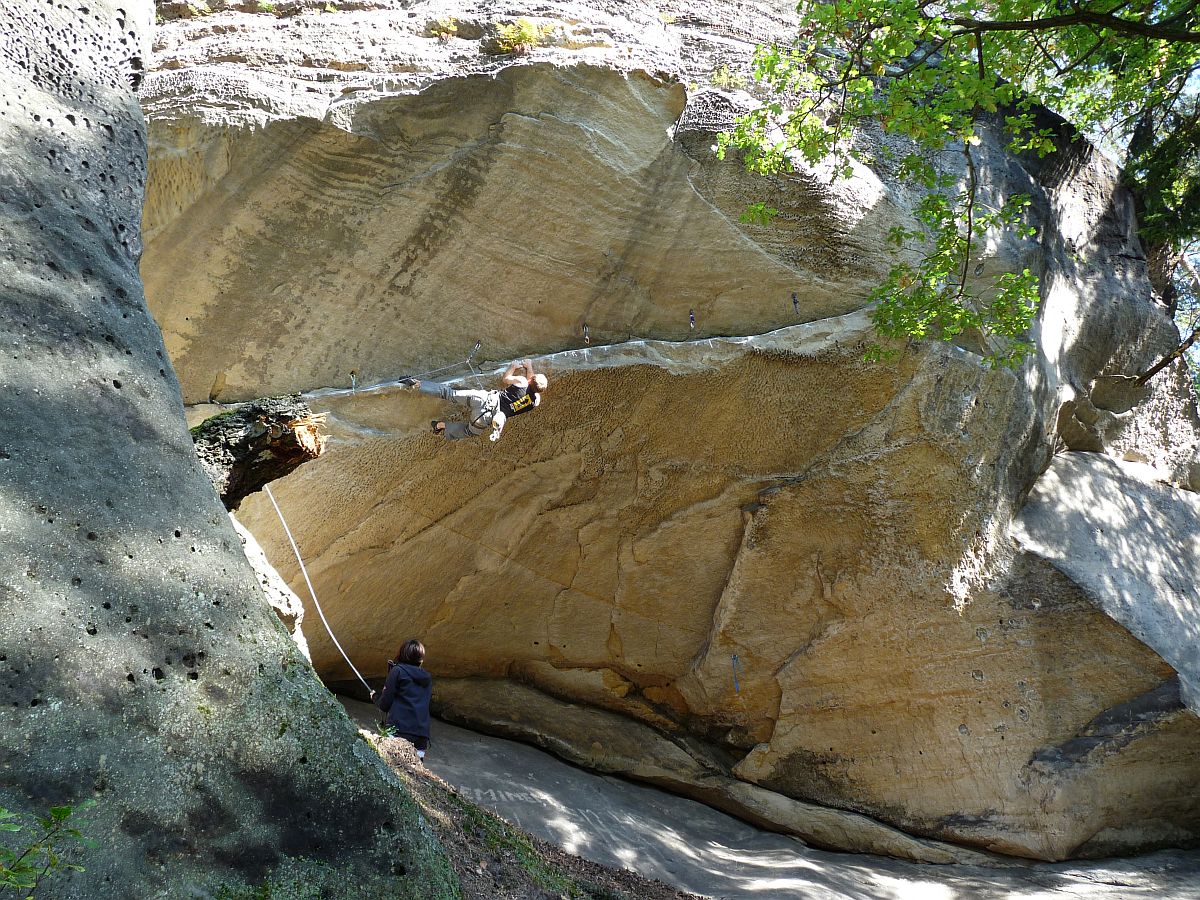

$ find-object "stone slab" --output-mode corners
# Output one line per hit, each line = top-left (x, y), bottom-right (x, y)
(1014, 452), (1200, 710)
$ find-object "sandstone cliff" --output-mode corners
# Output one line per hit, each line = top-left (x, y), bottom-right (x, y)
(0, 1), (455, 896)
(141, 0), (1200, 863)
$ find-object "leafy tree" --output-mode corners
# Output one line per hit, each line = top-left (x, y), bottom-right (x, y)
(719, 0), (1200, 371)
(1, 803), (93, 897)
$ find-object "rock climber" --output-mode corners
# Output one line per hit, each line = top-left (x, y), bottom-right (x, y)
(374, 638), (433, 760)
(401, 359), (548, 442)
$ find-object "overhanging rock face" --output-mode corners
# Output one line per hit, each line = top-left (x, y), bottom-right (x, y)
(143, 0), (1200, 862)
(141, 60), (898, 403)
(242, 325), (1200, 862)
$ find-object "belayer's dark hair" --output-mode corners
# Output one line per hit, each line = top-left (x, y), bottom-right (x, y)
(396, 638), (426, 667)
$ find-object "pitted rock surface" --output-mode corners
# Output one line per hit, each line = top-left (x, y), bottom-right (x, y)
(0, 2), (451, 897)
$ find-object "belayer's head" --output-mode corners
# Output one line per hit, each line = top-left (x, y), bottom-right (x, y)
(531, 373), (549, 395)
(396, 638), (426, 668)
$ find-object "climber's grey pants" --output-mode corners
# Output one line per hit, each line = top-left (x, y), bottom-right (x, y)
(420, 381), (498, 440)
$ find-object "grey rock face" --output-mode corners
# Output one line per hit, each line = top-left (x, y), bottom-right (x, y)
(0, 2), (453, 896)
(231, 515), (311, 659)
(1014, 452), (1200, 710)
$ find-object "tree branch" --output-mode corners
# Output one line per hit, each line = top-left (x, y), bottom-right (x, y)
(1136, 254), (1200, 384)
(949, 11), (1200, 43)
(191, 397), (327, 510)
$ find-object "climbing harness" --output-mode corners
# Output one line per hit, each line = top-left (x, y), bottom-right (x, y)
(689, 308), (696, 330)
(466, 391), (500, 434)
(731, 653), (742, 694)
(583, 322), (590, 345)
(263, 484), (373, 695)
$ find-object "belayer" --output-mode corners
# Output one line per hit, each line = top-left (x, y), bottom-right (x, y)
(401, 359), (549, 442)
(374, 638), (433, 759)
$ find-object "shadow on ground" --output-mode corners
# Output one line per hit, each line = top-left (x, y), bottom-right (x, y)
(341, 699), (1200, 899)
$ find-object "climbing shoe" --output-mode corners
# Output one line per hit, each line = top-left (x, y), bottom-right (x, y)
(399, 377), (418, 389)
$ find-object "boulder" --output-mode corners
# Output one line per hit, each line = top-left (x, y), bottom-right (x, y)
(433, 677), (998, 865)
(0, 2), (454, 896)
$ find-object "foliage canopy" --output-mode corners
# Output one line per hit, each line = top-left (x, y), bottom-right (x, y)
(719, 0), (1200, 366)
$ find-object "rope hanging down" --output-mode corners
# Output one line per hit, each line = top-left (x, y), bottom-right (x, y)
(264, 484), (373, 695)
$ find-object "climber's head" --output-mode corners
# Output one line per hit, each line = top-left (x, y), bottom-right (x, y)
(531, 373), (549, 394)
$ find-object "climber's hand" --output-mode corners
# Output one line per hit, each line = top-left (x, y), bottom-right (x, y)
(489, 430), (502, 442)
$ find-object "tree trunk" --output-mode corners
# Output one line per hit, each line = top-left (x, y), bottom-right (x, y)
(191, 396), (327, 511)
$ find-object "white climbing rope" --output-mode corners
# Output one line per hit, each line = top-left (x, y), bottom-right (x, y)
(263, 484), (373, 695)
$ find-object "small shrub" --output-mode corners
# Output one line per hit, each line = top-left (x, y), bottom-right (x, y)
(426, 16), (457, 41)
(255, 1), (275, 13)
(739, 202), (778, 226)
(659, 13), (676, 24)
(492, 18), (554, 55)
(711, 64), (747, 90)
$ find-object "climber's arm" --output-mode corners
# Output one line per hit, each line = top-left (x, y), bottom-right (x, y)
(489, 410), (507, 442)
(501, 360), (528, 388)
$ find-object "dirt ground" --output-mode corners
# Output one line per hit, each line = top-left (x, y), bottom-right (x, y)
(372, 734), (702, 900)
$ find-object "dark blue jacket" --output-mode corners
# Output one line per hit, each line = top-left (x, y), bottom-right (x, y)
(375, 663), (432, 738)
